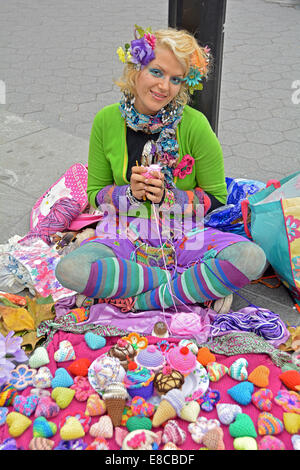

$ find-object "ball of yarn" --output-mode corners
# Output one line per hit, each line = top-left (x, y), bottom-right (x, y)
(170, 312), (202, 336)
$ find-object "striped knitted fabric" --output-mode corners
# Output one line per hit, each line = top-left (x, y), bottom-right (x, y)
(81, 257), (171, 299)
(134, 258), (250, 311)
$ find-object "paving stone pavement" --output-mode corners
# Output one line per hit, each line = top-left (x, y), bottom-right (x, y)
(0, 0), (300, 325)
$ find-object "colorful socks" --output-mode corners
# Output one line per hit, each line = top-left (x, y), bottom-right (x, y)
(134, 258), (250, 311)
(82, 257), (171, 299)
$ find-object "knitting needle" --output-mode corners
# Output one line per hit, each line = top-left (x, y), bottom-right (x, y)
(136, 160), (146, 201)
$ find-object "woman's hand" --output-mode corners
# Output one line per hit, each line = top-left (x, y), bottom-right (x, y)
(130, 166), (147, 201)
(130, 167), (165, 204)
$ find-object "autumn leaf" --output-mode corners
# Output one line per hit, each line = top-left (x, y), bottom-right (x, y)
(0, 306), (35, 331)
(26, 296), (55, 328)
(20, 331), (46, 354)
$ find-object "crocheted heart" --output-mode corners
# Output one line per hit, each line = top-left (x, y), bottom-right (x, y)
(206, 362), (228, 382)
(32, 367), (53, 389)
(34, 396), (60, 419)
(216, 403), (242, 425)
(202, 426), (225, 450)
(291, 435), (300, 450)
(51, 387), (75, 409)
(196, 347), (216, 366)
(229, 358), (248, 381)
(0, 407), (8, 425)
(114, 426), (129, 447)
(60, 411), (91, 433)
(233, 437), (258, 450)
(54, 340), (76, 362)
(258, 435), (285, 450)
(51, 368), (74, 388)
(90, 415), (113, 439)
(84, 332), (106, 350)
(248, 365), (270, 388)
(9, 364), (37, 391)
(162, 420), (186, 445)
(29, 437), (55, 450)
(13, 394), (39, 417)
(71, 376), (95, 402)
(188, 417), (220, 444)
(283, 412), (300, 434)
(85, 394), (106, 417)
(0, 384), (18, 406)
(275, 390), (300, 413)
(251, 388), (273, 411)
(279, 370), (300, 392)
(6, 412), (32, 437)
(60, 416), (85, 440)
(33, 416), (57, 438)
(227, 381), (254, 406)
(131, 396), (155, 418)
(67, 358), (91, 377)
(180, 401), (200, 423)
(126, 416), (152, 432)
(29, 347), (50, 368)
(229, 413), (257, 438)
(257, 412), (284, 436)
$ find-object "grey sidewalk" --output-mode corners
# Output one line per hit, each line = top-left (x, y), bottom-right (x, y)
(0, 0), (300, 325)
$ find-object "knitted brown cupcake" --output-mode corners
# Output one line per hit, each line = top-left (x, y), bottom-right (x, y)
(107, 339), (137, 371)
(153, 365), (185, 395)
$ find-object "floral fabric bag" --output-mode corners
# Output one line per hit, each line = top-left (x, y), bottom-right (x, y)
(241, 171), (300, 306)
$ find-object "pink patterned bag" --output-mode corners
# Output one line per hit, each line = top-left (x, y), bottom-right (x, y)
(30, 163), (88, 230)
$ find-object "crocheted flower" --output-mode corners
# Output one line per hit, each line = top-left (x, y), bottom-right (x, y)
(173, 154), (195, 179)
(130, 38), (155, 69)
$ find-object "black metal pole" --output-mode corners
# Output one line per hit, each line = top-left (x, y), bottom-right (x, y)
(168, 0), (227, 135)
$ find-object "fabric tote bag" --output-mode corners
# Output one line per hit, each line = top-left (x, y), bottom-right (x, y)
(241, 170), (300, 306)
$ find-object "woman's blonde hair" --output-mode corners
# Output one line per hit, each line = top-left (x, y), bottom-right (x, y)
(115, 27), (212, 106)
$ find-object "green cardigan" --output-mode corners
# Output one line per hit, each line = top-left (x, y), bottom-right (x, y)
(87, 103), (227, 209)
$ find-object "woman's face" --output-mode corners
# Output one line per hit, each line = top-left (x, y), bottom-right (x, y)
(134, 46), (185, 115)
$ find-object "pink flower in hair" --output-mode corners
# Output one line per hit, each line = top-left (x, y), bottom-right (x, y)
(144, 32), (156, 50)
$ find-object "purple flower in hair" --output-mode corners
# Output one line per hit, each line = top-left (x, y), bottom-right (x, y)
(130, 38), (155, 68)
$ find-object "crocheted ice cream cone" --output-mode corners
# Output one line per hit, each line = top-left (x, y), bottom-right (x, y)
(152, 389), (185, 427)
(102, 382), (128, 427)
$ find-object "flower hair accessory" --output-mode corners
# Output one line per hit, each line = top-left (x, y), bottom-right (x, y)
(117, 25), (156, 70)
(184, 46), (211, 94)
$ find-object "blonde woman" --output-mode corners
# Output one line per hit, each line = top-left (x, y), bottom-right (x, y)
(56, 26), (266, 313)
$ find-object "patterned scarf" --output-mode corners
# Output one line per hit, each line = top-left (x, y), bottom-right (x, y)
(119, 93), (184, 188)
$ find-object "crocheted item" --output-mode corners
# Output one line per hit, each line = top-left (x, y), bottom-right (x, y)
(67, 358), (91, 377)
(51, 387), (75, 409)
(88, 355), (126, 394)
(180, 401), (200, 423)
(216, 403), (242, 426)
(258, 412), (284, 436)
(89, 415), (113, 439)
(29, 437), (55, 450)
(124, 366), (154, 400)
(32, 367), (53, 389)
(252, 388), (273, 411)
(54, 340), (76, 362)
(279, 370), (300, 391)
(6, 412), (32, 437)
(291, 434), (300, 450)
(228, 358), (248, 381)
(162, 420), (186, 445)
(229, 413), (257, 438)
(51, 368), (74, 388)
(283, 412), (300, 434)
(188, 416), (220, 444)
(34, 396), (60, 419)
(86, 437), (110, 450)
(28, 346), (50, 368)
(9, 364), (37, 391)
(178, 339), (198, 355)
(102, 382), (128, 427)
(136, 345), (165, 372)
(233, 436), (257, 450)
(126, 416), (152, 432)
(122, 429), (159, 450)
(54, 439), (87, 450)
(60, 411), (91, 433)
(166, 346), (197, 376)
(0, 384), (18, 406)
(60, 416), (85, 440)
(258, 435), (285, 450)
(248, 365), (270, 388)
(84, 331), (106, 350)
(197, 388), (220, 412)
(131, 396), (155, 418)
(107, 338), (137, 370)
(153, 366), (185, 395)
(202, 426), (225, 450)
(196, 347), (216, 367)
(70, 376), (95, 402)
(85, 394), (106, 417)
(274, 390), (300, 413)
(152, 398), (177, 428)
(13, 394), (39, 417)
(33, 416), (57, 438)
(227, 381), (254, 406)
(206, 362), (228, 382)
(0, 406), (8, 425)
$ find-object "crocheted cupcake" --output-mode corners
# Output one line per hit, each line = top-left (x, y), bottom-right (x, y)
(166, 346), (197, 376)
(107, 339), (137, 371)
(124, 366), (155, 400)
(154, 365), (185, 395)
(136, 345), (165, 372)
